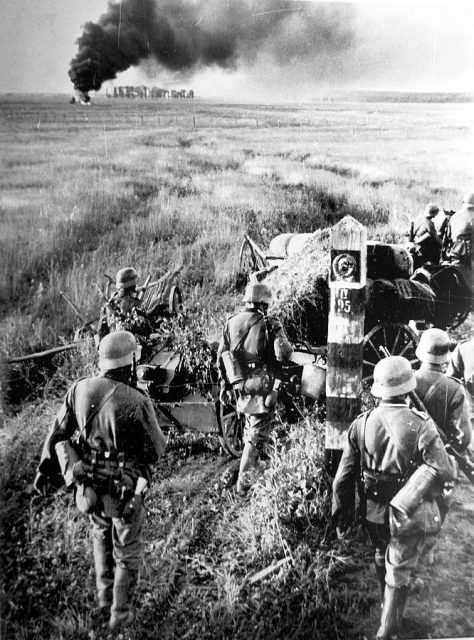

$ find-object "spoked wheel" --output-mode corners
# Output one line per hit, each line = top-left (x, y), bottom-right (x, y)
(363, 322), (419, 384)
(218, 392), (245, 458)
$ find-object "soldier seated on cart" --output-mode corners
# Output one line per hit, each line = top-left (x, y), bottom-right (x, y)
(410, 203), (442, 266)
(444, 191), (474, 271)
(217, 282), (293, 496)
(98, 267), (153, 349)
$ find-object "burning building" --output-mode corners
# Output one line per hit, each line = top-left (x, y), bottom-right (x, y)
(68, 0), (356, 97)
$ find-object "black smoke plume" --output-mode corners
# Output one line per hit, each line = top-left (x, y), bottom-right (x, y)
(69, 0), (356, 93)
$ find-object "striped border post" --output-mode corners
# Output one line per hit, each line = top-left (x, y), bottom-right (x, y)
(325, 216), (367, 476)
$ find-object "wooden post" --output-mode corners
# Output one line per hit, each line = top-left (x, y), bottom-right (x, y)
(325, 216), (367, 475)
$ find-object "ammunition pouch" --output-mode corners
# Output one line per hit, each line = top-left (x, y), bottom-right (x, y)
(81, 450), (141, 510)
(362, 470), (404, 504)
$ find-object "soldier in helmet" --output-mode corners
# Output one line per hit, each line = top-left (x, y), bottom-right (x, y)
(412, 203), (441, 265)
(332, 356), (456, 640)
(446, 191), (474, 270)
(34, 331), (167, 632)
(415, 328), (471, 452)
(217, 282), (293, 496)
(98, 267), (152, 344)
(412, 328), (471, 567)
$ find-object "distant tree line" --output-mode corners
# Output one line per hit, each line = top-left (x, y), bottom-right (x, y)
(105, 86), (194, 99)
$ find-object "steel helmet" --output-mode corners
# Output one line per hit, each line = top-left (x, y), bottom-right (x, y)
(98, 330), (139, 370)
(242, 282), (272, 305)
(415, 328), (450, 365)
(424, 203), (439, 218)
(462, 191), (474, 206)
(371, 356), (416, 398)
(115, 267), (138, 290)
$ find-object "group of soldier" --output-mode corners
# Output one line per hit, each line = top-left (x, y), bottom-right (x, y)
(411, 190), (474, 270)
(33, 207), (473, 637)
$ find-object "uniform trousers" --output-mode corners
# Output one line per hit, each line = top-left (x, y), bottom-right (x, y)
(366, 501), (440, 589)
(90, 503), (144, 615)
(243, 411), (274, 451)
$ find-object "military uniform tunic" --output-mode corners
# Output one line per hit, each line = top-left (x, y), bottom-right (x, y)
(98, 291), (152, 343)
(415, 365), (471, 452)
(413, 215), (441, 264)
(35, 374), (166, 617)
(217, 309), (289, 447)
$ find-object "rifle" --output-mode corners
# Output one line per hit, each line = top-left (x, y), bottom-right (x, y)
(59, 291), (97, 335)
(378, 345), (474, 484)
(94, 283), (114, 309)
(138, 275), (151, 302)
(440, 209), (455, 260)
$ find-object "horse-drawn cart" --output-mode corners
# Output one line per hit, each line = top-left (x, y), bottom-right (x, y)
(238, 231), (472, 384)
(136, 230), (471, 460)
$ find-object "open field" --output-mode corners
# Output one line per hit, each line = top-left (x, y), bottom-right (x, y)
(1, 95), (473, 639)
(1, 95), (473, 358)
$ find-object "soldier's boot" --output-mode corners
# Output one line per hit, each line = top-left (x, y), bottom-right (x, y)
(109, 566), (138, 632)
(92, 530), (114, 612)
(376, 585), (403, 640)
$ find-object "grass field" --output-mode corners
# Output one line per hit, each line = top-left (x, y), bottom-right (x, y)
(1, 94), (473, 639)
(1, 94), (472, 357)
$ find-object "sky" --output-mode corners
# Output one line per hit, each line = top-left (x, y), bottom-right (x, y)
(0, 0), (473, 100)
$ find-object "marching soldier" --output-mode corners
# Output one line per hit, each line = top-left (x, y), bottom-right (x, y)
(413, 328), (471, 567)
(332, 356), (456, 640)
(414, 328), (471, 453)
(98, 267), (152, 344)
(217, 282), (293, 496)
(34, 331), (167, 632)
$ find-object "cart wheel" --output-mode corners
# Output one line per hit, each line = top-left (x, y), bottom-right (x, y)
(218, 393), (245, 458)
(363, 323), (419, 384)
(168, 285), (183, 315)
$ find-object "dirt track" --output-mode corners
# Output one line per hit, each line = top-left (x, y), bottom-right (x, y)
(137, 439), (474, 640)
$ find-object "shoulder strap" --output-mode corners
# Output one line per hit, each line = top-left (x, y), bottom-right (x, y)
(422, 378), (444, 405)
(77, 383), (121, 441)
(423, 377), (449, 431)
